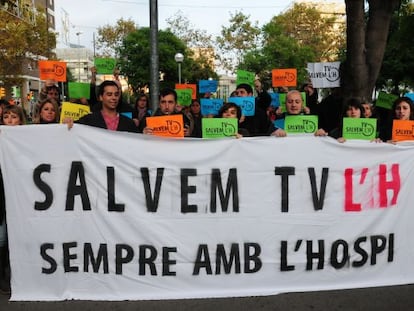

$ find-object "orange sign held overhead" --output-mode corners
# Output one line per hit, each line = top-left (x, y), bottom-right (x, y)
(38, 61), (67, 82)
(392, 120), (414, 141)
(146, 114), (184, 138)
(272, 68), (297, 87)
(175, 83), (197, 100)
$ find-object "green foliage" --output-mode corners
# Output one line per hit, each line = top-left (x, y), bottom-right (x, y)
(237, 3), (344, 87)
(117, 28), (217, 93)
(0, 7), (56, 83)
(216, 11), (261, 73)
(377, 1), (414, 93)
(95, 18), (137, 57)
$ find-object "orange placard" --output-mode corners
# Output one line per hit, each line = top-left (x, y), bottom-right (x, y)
(392, 120), (414, 141)
(175, 83), (197, 100)
(146, 114), (184, 138)
(38, 60), (67, 82)
(272, 68), (297, 87)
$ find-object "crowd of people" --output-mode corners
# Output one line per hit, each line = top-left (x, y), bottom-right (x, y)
(0, 70), (413, 295)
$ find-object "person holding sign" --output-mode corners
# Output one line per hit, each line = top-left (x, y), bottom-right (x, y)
(142, 88), (191, 136)
(379, 96), (414, 143)
(271, 90), (311, 137)
(73, 81), (138, 133)
(218, 102), (250, 138)
(317, 98), (380, 143)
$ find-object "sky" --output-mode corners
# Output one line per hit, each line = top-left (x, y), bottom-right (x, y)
(55, 0), (301, 50)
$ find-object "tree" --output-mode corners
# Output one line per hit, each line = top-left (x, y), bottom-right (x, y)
(0, 7), (56, 84)
(216, 11), (261, 73)
(376, 1), (414, 94)
(95, 18), (137, 57)
(268, 3), (345, 62)
(166, 11), (217, 80)
(342, 0), (402, 101)
(117, 28), (217, 93)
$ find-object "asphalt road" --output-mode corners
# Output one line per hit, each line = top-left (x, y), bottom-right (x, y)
(1, 284), (413, 311)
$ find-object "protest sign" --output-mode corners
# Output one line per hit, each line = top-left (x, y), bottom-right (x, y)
(94, 58), (117, 74)
(376, 92), (398, 110)
(176, 89), (192, 106)
(285, 115), (318, 134)
(342, 118), (377, 140)
(2, 125), (414, 301)
(392, 120), (414, 142)
(202, 118), (238, 138)
(145, 114), (184, 137)
(68, 82), (90, 99)
(200, 98), (223, 116)
(236, 70), (255, 87)
(175, 84), (197, 100)
(228, 96), (255, 116)
(38, 61), (67, 82)
(272, 69), (297, 87)
(199, 80), (218, 94)
(59, 102), (90, 123)
(307, 62), (340, 88)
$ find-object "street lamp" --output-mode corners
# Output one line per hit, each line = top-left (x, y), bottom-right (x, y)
(174, 53), (184, 84)
(76, 31), (82, 81)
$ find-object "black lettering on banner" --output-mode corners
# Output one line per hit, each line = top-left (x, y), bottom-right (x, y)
(33, 164), (53, 210)
(216, 243), (241, 274)
(244, 243), (262, 273)
(371, 235), (387, 265)
(308, 167), (329, 211)
(107, 167), (124, 212)
(306, 240), (324, 270)
(66, 161), (91, 211)
(181, 168), (197, 213)
(40, 243), (57, 274)
(210, 168), (239, 213)
(139, 245), (157, 276)
(274, 167), (295, 212)
(140, 167), (164, 212)
(388, 233), (394, 262)
(63, 242), (79, 272)
(193, 244), (212, 275)
(280, 240), (295, 271)
(84, 243), (109, 273)
(115, 244), (134, 275)
(330, 239), (349, 269)
(352, 236), (368, 267)
(162, 247), (177, 276)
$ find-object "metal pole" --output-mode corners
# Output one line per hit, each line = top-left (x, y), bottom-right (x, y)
(149, 0), (159, 113)
(178, 63), (181, 84)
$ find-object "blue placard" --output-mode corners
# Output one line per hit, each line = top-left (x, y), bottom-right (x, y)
(273, 118), (285, 130)
(228, 96), (256, 117)
(200, 98), (223, 116)
(404, 93), (414, 102)
(121, 112), (132, 119)
(270, 93), (280, 108)
(199, 80), (218, 94)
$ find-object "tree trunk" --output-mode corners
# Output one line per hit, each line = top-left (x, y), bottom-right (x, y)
(342, 0), (401, 102)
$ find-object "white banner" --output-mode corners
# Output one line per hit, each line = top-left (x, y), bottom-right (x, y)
(1, 124), (414, 301)
(307, 62), (340, 88)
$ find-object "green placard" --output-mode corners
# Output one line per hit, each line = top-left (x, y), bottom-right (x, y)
(236, 69), (255, 87)
(68, 82), (90, 99)
(202, 118), (238, 139)
(376, 92), (398, 110)
(176, 89), (192, 106)
(342, 118), (377, 140)
(285, 115), (318, 134)
(94, 58), (117, 74)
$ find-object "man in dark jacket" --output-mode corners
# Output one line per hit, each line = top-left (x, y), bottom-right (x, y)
(76, 80), (138, 133)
